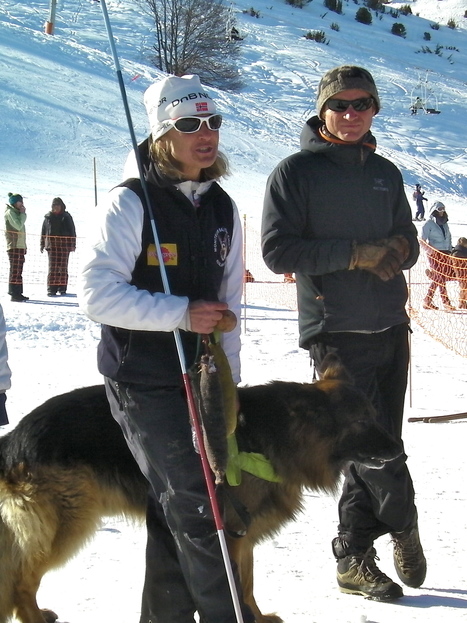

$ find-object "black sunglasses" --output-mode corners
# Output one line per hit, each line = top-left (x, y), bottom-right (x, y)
(169, 114), (223, 133)
(326, 97), (375, 113)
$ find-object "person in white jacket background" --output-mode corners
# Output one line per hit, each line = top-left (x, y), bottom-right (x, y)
(80, 75), (253, 623)
(0, 304), (11, 427)
(421, 201), (454, 310)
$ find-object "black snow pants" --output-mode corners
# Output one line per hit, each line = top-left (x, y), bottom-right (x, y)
(309, 323), (418, 552)
(104, 378), (255, 623)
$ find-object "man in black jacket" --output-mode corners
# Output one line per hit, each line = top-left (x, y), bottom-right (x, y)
(262, 65), (426, 601)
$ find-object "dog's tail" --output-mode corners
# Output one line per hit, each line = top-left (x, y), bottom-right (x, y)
(318, 353), (353, 384)
(0, 434), (21, 621)
(0, 501), (17, 622)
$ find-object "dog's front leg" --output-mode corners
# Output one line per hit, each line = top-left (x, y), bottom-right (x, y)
(13, 573), (58, 623)
(227, 536), (284, 623)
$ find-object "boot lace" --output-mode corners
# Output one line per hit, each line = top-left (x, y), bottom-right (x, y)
(353, 550), (392, 584)
(393, 532), (420, 570)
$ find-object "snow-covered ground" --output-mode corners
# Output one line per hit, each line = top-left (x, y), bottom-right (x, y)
(0, 0), (466, 621)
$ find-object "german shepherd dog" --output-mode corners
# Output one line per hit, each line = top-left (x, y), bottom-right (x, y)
(0, 359), (401, 623)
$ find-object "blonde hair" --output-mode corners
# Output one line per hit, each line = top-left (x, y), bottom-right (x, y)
(150, 136), (230, 181)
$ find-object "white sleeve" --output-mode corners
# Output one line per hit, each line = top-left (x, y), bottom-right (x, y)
(79, 187), (189, 332)
(123, 148), (139, 180)
(0, 305), (11, 392)
(218, 201), (243, 384)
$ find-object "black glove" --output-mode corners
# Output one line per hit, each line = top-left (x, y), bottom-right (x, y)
(0, 393), (8, 426)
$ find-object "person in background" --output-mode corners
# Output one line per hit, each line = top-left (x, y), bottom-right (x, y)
(451, 236), (467, 310)
(262, 65), (425, 602)
(4, 192), (29, 302)
(80, 74), (254, 623)
(412, 183), (427, 221)
(40, 197), (76, 296)
(410, 97), (424, 115)
(0, 303), (11, 428)
(244, 268), (255, 282)
(421, 201), (454, 310)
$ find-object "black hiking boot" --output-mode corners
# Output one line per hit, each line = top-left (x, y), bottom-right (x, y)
(10, 284), (28, 302)
(333, 539), (403, 601)
(391, 525), (426, 588)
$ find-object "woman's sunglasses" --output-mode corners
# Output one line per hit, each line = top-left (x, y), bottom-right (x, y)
(326, 97), (375, 113)
(169, 114), (223, 133)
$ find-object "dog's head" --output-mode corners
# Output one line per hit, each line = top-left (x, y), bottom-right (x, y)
(313, 354), (402, 468)
(237, 355), (402, 492)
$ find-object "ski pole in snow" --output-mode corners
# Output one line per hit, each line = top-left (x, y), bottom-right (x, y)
(98, 3), (245, 622)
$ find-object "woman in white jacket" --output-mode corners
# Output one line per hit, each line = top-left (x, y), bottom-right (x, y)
(80, 75), (253, 623)
(421, 201), (454, 310)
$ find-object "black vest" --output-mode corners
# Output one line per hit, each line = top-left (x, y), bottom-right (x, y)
(98, 177), (234, 386)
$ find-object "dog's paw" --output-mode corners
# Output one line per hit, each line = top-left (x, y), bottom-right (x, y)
(40, 608), (59, 623)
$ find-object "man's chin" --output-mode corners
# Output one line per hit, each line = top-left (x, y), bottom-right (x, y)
(339, 130), (365, 142)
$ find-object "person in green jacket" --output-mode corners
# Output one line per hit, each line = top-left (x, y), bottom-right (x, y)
(4, 192), (29, 302)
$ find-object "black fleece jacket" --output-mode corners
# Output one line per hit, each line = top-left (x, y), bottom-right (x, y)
(261, 116), (419, 348)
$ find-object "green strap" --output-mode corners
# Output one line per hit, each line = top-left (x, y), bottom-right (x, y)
(225, 434), (282, 486)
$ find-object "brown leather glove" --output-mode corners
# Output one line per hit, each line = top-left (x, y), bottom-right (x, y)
(386, 235), (410, 263)
(349, 239), (404, 281)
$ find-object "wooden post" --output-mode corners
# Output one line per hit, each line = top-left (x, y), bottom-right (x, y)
(44, 0), (57, 35)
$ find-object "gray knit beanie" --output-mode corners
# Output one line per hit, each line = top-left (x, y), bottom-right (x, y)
(316, 65), (381, 119)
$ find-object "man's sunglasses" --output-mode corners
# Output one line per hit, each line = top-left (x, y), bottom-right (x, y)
(326, 97), (375, 113)
(169, 114), (223, 133)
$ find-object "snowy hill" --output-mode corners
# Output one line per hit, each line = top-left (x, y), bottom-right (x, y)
(0, 1), (467, 623)
(1, 0), (467, 235)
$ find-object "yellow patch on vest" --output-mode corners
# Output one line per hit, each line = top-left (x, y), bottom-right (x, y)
(147, 243), (178, 266)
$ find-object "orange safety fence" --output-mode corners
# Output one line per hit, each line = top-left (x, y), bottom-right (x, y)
(242, 217), (298, 312)
(408, 240), (467, 358)
(242, 218), (467, 358)
(1, 223), (466, 359)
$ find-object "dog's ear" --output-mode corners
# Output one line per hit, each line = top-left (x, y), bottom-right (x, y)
(318, 353), (354, 384)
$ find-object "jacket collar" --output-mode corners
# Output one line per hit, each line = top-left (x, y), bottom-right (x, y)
(299, 115), (376, 164)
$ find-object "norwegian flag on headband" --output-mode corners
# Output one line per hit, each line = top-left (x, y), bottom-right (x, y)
(196, 102), (209, 112)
